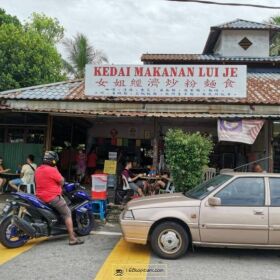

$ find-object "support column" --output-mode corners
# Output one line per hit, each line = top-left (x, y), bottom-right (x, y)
(45, 114), (53, 151)
(152, 117), (159, 169)
(268, 120), (273, 172)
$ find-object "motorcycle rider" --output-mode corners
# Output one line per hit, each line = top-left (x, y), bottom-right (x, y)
(35, 151), (84, 245)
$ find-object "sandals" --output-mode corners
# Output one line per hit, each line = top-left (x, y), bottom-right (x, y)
(69, 239), (84, 246)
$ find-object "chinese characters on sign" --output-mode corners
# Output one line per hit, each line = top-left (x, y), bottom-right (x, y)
(85, 64), (247, 98)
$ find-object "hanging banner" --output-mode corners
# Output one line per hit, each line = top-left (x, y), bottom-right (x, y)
(218, 119), (264, 144)
(85, 64), (247, 98)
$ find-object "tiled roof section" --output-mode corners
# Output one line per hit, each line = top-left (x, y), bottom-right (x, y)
(0, 71), (279, 105)
(141, 54), (280, 62)
(213, 19), (280, 31)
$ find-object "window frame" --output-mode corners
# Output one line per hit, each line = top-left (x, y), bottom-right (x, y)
(268, 177), (280, 207)
(214, 176), (266, 207)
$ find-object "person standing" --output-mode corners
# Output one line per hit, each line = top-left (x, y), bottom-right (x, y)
(87, 146), (97, 177)
(9, 155), (36, 192)
(0, 157), (10, 194)
(76, 149), (87, 183)
(35, 151), (84, 245)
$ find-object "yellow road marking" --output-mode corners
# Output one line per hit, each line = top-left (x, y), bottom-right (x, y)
(0, 238), (46, 265)
(94, 238), (151, 280)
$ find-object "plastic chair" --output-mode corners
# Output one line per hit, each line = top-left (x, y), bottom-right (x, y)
(19, 183), (35, 194)
(92, 200), (106, 221)
(203, 168), (216, 182)
(122, 175), (131, 191)
(220, 168), (234, 174)
(159, 180), (175, 194)
(27, 183), (35, 194)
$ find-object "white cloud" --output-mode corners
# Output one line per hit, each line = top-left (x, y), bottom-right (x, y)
(0, 0), (279, 63)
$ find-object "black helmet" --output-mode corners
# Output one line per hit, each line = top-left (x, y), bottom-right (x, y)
(43, 151), (59, 166)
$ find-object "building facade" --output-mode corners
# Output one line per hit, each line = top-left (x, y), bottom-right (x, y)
(0, 19), (280, 177)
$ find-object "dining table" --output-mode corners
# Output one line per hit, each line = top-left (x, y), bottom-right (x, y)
(139, 175), (163, 181)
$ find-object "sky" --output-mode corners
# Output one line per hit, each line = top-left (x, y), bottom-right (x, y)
(0, 0), (279, 64)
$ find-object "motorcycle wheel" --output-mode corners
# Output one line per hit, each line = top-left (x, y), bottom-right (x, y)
(75, 210), (94, 236)
(0, 216), (29, 248)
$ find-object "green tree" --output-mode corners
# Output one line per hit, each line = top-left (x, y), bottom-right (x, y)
(25, 13), (64, 44)
(63, 33), (108, 78)
(0, 8), (21, 26)
(0, 24), (65, 91)
(165, 129), (213, 192)
(268, 16), (280, 55)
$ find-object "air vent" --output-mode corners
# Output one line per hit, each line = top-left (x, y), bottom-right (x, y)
(238, 37), (252, 50)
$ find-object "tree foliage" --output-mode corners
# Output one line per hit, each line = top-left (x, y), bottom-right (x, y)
(268, 16), (280, 55)
(165, 129), (213, 192)
(25, 13), (64, 44)
(0, 10), (65, 91)
(0, 8), (21, 26)
(63, 33), (108, 78)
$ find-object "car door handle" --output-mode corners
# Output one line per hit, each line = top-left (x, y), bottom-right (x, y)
(253, 209), (264, 215)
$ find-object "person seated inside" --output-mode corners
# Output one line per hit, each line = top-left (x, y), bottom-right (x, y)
(153, 171), (171, 194)
(0, 157), (10, 194)
(9, 155), (37, 192)
(252, 163), (264, 173)
(121, 161), (149, 196)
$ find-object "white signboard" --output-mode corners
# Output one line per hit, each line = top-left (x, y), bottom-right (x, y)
(85, 64), (247, 98)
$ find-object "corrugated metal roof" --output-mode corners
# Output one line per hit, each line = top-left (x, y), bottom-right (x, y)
(0, 80), (82, 100)
(141, 54), (280, 62)
(0, 71), (279, 105)
(8, 107), (280, 119)
(213, 19), (280, 30)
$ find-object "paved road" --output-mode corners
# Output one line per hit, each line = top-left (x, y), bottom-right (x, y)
(148, 247), (280, 280)
(0, 234), (120, 280)
(1, 233), (280, 280)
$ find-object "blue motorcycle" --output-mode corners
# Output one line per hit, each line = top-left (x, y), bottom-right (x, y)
(0, 183), (93, 248)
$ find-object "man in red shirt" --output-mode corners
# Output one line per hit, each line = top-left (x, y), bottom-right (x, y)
(35, 151), (83, 245)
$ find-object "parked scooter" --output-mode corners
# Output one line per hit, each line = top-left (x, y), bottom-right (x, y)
(0, 182), (93, 248)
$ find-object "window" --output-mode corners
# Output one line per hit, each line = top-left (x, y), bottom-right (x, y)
(215, 177), (265, 206)
(186, 175), (232, 200)
(269, 178), (280, 206)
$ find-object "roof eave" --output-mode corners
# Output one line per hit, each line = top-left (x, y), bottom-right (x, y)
(202, 28), (220, 54)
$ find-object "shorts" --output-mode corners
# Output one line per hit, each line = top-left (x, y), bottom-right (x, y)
(128, 182), (139, 192)
(49, 196), (71, 220)
(10, 178), (23, 186)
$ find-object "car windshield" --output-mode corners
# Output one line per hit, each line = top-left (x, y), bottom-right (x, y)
(185, 174), (233, 200)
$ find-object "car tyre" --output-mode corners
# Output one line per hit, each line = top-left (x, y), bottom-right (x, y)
(150, 221), (189, 259)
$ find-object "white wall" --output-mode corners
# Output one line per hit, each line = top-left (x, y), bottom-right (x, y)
(214, 30), (270, 57)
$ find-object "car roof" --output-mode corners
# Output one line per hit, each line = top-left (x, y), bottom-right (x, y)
(221, 172), (280, 177)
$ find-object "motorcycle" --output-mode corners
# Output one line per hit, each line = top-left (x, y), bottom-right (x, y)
(0, 182), (93, 248)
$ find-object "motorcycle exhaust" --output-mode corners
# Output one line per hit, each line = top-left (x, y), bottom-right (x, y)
(13, 216), (36, 237)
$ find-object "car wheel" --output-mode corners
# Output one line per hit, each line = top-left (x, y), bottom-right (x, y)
(150, 221), (189, 259)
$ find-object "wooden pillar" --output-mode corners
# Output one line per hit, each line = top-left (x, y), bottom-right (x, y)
(152, 117), (159, 168)
(45, 115), (53, 151)
(268, 120), (274, 172)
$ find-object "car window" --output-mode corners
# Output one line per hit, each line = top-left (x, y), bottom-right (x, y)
(185, 175), (232, 200)
(269, 178), (280, 206)
(215, 177), (265, 206)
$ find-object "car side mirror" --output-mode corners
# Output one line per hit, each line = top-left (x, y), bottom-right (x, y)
(208, 197), (221, 206)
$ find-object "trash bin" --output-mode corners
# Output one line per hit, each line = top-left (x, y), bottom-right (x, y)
(91, 174), (108, 200)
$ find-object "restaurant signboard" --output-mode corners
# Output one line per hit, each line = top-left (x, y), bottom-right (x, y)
(85, 64), (247, 98)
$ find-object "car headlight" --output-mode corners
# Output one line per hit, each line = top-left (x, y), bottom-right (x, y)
(123, 210), (134, 220)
